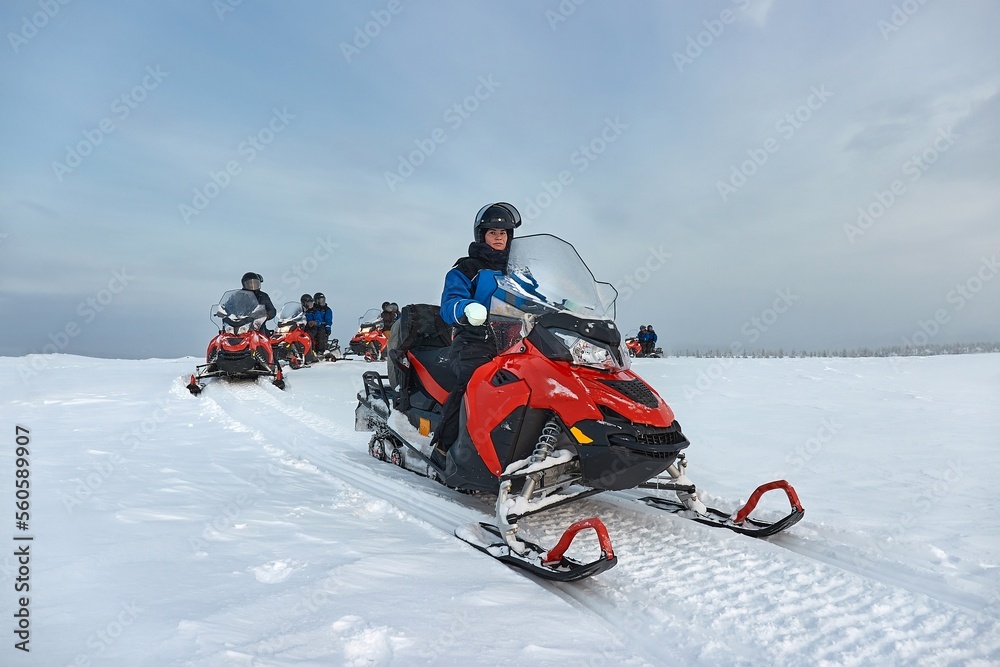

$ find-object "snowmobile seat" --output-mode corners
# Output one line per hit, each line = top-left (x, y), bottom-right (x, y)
(408, 345), (457, 396)
(388, 304), (454, 409)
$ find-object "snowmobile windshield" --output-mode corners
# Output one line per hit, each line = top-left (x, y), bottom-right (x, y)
(489, 235), (628, 371)
(276, 302), (305, 326)
(491, 234), (618, 321)
(358, 308), (382, 328)
(213, 289), (267, 334)
(274, 301), (306, 333)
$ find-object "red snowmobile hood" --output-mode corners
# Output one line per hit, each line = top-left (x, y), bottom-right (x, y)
(465, 339), (676, 476)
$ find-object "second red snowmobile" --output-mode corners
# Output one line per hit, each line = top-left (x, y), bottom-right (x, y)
(355, 234), (803, 581)
(347, 309), (389, 362)
(270, 302), (314, 369)
(187, 289), (285, 395)
(625, 331), (663, 358)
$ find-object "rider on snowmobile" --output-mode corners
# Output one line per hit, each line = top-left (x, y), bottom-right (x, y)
(298, 293), (320, 363)
(379, 301), (399, 330)
(429, 202), (521, 467)
(241, 272), (277, 328)
(644, 325), (658, 355)
(311, 292), (333, 357)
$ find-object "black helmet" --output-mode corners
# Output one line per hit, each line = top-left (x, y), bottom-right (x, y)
(314, 292), (326, 305)
(474, 202), (521, 243)
(389, 302), (399, 312)
(241, 272), (262, 290)
(300, 293), (313, 304)
(381, 301), (391, 310)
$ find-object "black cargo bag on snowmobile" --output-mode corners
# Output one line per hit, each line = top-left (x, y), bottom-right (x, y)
(387, 303), (453, 411)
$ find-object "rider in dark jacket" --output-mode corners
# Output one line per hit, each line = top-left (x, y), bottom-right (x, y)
(241, 272), (276, 332)
(379, 301), (399, 330)
(430, 202), (521, 467)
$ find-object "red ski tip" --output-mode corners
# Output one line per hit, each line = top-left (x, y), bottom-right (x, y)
(731, 480), (804, 526)
(543, 517), (615, 565)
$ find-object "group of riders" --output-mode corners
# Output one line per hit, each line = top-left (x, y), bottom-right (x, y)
(238, 271), (404, 365)
(636, 325), (659, 356)
(238, 201), (660, 465)
(238, 272), (335, 363)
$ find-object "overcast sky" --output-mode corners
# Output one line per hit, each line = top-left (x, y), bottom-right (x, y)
(2, 0), (998, 359)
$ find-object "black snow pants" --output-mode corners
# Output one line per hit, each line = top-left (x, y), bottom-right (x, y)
(432, 324), (496, 452)
(312, 328), (329, 354)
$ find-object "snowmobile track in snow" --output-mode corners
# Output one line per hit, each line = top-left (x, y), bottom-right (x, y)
(196, 377), (1000, 666)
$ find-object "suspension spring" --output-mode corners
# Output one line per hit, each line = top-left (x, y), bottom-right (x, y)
(530, 419), (561, 463)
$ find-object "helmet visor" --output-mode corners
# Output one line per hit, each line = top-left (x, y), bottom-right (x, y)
(476, 202), (522, 228)
(243, 278), (261, 290)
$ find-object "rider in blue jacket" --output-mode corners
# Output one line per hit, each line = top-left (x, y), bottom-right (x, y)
(431, 202), (522, 468)
(644, 325), (658, 355)
(310, 292), (333, 357)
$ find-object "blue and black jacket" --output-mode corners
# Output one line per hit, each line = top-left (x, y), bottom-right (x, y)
(440, 243), (508, 326)
(309, 305), (333, 334)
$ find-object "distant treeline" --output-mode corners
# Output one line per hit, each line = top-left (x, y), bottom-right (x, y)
(671, 342), (1000, 358)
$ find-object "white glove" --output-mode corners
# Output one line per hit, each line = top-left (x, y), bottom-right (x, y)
(464, 302), (487, 326)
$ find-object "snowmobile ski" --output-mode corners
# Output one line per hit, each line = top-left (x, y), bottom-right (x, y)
(455, 518), (617, 582)
(638, 479), (804, 537)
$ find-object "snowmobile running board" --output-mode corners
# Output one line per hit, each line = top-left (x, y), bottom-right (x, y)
(456, 519), (618, 582)
(639, 480), (804, 538)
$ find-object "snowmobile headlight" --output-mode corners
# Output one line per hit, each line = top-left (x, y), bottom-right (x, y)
(236, 323), (251, 335)
(552, 330), (626, 371)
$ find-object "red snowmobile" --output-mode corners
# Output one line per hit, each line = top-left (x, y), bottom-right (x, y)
(270, 302), (314, 369)
(355, 234), (803, 581)
(625, 335), (642, 357)
(625, 331), (663, 358)
(187, 289), (285, 395)
(348, 309), (389, 362)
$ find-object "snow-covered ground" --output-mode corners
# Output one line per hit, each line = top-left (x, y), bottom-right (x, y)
(2, 353), (999, 666)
